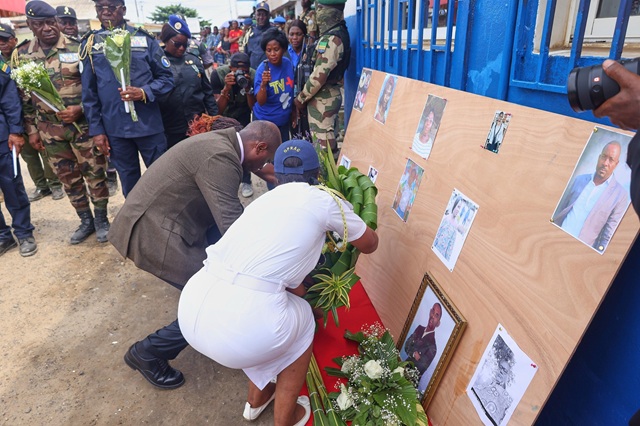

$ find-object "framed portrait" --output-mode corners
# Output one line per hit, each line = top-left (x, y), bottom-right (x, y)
(373, 74), (398, 124)
(391, 158), (424, 222)
(353, 68), (372, 112)
(483, 110), (512, 153)
(551, 126), (633, 254)
(467, 324), (538, 426)
(432, 188), (479, 271)
(411, 95), (448, 160)
(397, 272), (467, 409)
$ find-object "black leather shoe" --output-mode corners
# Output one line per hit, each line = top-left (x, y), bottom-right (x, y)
(18, 237), (37, 257)
(28, 188), (52, 202)
(0, 238), (17, 256)
(124, 344), (185, 389)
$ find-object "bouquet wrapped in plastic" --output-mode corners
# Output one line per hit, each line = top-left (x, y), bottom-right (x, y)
(12, 61), (82, 133)
(103, 28), (138, 121)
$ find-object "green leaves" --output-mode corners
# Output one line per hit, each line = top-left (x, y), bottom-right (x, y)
(306, 268), (358, 327)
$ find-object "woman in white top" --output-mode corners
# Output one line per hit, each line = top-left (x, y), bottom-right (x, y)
(177, 140), (378, 426)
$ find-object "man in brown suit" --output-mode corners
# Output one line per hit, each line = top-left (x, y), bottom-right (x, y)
(109, 120), (281, 389)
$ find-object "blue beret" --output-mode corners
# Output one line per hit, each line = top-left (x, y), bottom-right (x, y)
(274, 16), (286, 24)
(168, 15), (191, 38)
(243, 18), (253, 26)
(26, 1), (57, 19)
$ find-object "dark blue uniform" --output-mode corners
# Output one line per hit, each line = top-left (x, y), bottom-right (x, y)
(159, 51), (218, 149)
(80, 25), (174, 196)
(0, 71), (34, 242)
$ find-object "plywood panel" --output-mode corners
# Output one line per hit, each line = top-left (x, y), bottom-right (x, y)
(342, 69), (639, 425)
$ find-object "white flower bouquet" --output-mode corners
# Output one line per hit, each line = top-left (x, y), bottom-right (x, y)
(103, 28), (138, 121)
(12, 61), (82, 132)
(325, 323), (429, 426)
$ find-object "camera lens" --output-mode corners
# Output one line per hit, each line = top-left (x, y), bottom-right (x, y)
(567, 58), (640, 112)
(235, 70), (248, 88)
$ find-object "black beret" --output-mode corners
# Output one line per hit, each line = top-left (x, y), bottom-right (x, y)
(26, 0), (57, 19)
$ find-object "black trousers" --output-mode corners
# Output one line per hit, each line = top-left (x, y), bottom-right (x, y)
(138, 222), (222, 360)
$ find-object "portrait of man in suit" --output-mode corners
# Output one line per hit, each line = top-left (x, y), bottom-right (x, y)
(553, 134), (632, 253)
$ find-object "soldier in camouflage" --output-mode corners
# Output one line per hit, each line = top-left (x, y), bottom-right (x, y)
(12, 1), (110, 245)
(293, 0), (350, 155)
(299, 0), (318, 39)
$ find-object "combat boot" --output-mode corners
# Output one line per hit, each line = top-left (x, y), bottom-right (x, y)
(94, 208), (110, 243)
(70, 210), (95, 244)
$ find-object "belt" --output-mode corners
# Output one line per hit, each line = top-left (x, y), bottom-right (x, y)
(203, 258), (286, 294)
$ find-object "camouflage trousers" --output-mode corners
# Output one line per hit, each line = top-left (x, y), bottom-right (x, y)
(37, 121), (108, 212)
(307, 84), (342, 150)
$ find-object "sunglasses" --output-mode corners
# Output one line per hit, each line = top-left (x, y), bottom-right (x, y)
(95, 5), (124, 13)
(170, 39), (188, 49)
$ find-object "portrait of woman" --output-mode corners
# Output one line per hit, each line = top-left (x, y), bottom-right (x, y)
(467, 325), (538, 426)
(432, 189), (479, 271)
(392, 158), (424, 222)
(412, 95), (447, 159)
(373, 74), (397, 124)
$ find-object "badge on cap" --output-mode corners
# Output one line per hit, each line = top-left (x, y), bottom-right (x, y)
(175, 22), (182, 30)
(64, 6), (70, 15)
(161, 56), (170, 68)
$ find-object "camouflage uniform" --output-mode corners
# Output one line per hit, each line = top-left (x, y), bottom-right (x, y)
(12, 36), (108, 213)
(300, 9), (318, 37)
(296, 6), (350, 150)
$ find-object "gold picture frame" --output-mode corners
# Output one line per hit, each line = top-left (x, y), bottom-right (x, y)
(397, 272), (467, 408)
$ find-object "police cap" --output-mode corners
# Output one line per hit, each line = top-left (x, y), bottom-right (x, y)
(56, 6), (77, 19)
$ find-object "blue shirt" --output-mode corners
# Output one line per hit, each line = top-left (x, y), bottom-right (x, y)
(80, 25), (175, 138)
(253, 57), (295, 127)
(0, 71), (23, 148)
(287, 45), (302, 69)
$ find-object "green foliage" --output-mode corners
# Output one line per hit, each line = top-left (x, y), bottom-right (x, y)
(148, 4), (200, 23)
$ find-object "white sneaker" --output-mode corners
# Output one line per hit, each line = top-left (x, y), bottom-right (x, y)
(241, 183), (254, 198)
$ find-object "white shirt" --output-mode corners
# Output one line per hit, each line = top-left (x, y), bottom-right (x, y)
(562, 174), (611, 237)
(204, 183), (367, 287)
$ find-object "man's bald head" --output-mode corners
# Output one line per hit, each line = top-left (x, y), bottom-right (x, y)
(239, 121), (281, 173)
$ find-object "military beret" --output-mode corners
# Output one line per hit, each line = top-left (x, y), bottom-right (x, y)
(256, 1), (270, 13)
(317, 0), (346, 4)
(168, 15), (191, 38)
(26, 0), (57, 19)
(287, 10), (295, 17)
(274, 16), (286, 24)
(56, 6), (77, 19)
(0, 24), (16, 38)
(243, 18), (253, 26)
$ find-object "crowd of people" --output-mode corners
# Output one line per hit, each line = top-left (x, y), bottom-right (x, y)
(0, 0), (368, 424)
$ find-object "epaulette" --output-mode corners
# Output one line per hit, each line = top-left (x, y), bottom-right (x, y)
(15, 38), (30, 49)
(135, 27), (154, 38)
(67, 35), (81, 44)
(80, 29), (97, 42)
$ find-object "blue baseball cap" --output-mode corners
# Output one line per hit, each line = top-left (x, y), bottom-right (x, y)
(274, 140), (320, 174)
(168, 15), (191, 38)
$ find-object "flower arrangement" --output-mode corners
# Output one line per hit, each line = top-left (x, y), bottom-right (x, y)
(103, 28), (138, 121)
(325, 324), (429, 426)
(11, 61), (82, 132)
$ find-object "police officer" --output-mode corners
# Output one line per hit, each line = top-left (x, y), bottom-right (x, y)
(245, 1), (272, 70)
(80, 0), (174, 197)
(0, 59), (38, 257)
(0, 23), (63, 202)
(13, 0), (110, 244)
(158, 15), (218, 149)
(293, 0), (350, 155)
(211, 52), (257, 197)
(56, 6), (79, 38)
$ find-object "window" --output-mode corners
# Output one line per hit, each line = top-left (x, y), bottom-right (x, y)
(583, 0), (640, 41)
(384, 0), (457, 46)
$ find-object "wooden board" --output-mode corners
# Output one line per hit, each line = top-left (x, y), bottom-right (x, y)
(343, 69), (639, 425)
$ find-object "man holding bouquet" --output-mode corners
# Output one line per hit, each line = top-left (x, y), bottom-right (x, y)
(80, 0), (174, 196)
(12, 0), (110, 245)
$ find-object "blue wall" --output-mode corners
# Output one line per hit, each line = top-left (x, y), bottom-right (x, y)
(345, 0), (640, 422)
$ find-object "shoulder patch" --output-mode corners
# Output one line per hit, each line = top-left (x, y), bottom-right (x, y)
(161, 56), (170, 68)
(1, 62), (10, 74)
(317, 39), (329, 53)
